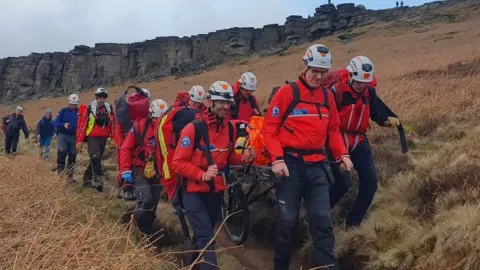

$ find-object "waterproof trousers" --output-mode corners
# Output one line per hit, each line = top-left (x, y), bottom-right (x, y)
(57, 133), (77, 180)
(83, 137), (107, 190)
(274, 155), (337, 270)
(133, 170), (162, 234)
(5, 135), (19, 154)
(329, 139), (378, 228)
(183, 191), (223, 270)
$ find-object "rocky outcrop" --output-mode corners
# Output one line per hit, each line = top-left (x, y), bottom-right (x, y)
(0, 0), (476, 103)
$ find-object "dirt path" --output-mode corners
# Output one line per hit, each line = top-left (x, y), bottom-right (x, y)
(215, 228), (306, 270)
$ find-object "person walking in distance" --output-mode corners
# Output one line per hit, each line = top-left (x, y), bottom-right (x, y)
(262, 44), (353, 270)
(231, 72), (261, 121)
(77, 88), (117, 191)
(2, 106), (29, 155)
(36, 109), (56, 160)
(54, 94), (80, 182)
(188, 85), (208, 112)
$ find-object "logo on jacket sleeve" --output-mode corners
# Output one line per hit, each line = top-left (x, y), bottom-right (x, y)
(181, 136), (191, 148)
(272, 106), (280, 117)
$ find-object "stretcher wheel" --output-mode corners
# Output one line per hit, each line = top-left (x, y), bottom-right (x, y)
(221, 184), (250, 245)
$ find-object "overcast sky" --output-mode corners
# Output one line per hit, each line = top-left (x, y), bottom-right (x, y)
(0, 0), (431, 58)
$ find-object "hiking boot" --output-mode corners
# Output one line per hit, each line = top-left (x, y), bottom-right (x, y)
(94, 176), (104, 192)
(67, 175), (77, 184)
(123, 190), (135, 201)
(83, 180), (93, 189)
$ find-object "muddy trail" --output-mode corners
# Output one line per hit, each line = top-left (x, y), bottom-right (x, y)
(143, 199), (307, 269)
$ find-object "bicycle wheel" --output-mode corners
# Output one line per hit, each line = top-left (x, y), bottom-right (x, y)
(221, 184), (250, 245)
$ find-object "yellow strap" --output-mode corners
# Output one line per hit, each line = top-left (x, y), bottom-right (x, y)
(157, 114), (171, 180)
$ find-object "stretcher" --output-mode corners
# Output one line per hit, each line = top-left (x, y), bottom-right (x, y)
(221, 163), (275, 245)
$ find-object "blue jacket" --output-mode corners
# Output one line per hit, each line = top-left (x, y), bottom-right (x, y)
(55, 107), (79, 135)
(36, 116), (56, 138)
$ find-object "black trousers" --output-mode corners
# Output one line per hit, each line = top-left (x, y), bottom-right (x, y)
(5, 135), (19, 154)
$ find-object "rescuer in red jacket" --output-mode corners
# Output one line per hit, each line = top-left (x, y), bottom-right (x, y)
(231, 72), (261, 121)
(119, 98), (169, 234)
(328, 56), (401, 228)
(172, 81), (256, 269)
(262, 44), (353, 270)
(76, 88), (117, 192)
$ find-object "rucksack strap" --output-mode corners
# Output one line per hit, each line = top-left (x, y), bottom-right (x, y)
(280, 82), (301, 128)
(249, 96), (259, 112)
(192, 120), (216, 192)
(322, 87), (329, 109)
(228, 121), (234, 147)
(133, 118), (151, 161)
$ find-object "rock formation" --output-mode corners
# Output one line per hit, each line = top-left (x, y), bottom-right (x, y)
(0, 0), (476, 103)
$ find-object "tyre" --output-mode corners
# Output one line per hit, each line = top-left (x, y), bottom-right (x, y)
(221, 184), (250, 245)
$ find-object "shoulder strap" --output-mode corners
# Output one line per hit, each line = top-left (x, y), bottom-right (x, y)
(329, 85), (342, 108)
(192, 120), (203, 151)
(192, 120), (215, 192)
(231, 95), (241, 119)
(322, 87), (329, 109)
(139, 118), (151, 145)
(228, 121), (234, 146)
(249, 95), (259, 111)
(280, 82), (301, 127)
(133, 118), (151, 151)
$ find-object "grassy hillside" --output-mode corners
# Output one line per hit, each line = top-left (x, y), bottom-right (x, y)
(1, 2), (480, 269)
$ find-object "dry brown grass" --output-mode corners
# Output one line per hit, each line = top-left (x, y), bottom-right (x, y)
(0, 155), (179, 269)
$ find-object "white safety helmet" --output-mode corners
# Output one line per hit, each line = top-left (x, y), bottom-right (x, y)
(94, 87), (108, 98)
(208, 81), (234, 102)
(141, 88), (151, 98)
(149, 99), (169, 118)
(238, 72), (258, 91)
(16, 106), (24, 111)
(346, 56), (375, 83)
(189, 85), (206, 103)
(68, 94), (80, 105)
(303, 44), (332, 69)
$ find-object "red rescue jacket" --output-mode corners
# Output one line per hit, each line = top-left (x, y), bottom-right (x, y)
(172, 111), (246, 193)
(77, 102), (116, 143)
(232, 81), (260, 122)
(330, 81), (372, 151)
(262, 76), (348, 163)
(119, 118), (158, 173)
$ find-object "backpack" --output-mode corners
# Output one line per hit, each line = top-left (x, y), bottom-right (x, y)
(230, 119), (249, 138)
(268, 80), (291, 105)
(1, 114), (12, 134)
(157, 105), (201, 199)
(114, 85), (150, 138)
(231, 94), (260, 119)
(173, 92), (190, 107)
(157, 106), (234, 200)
